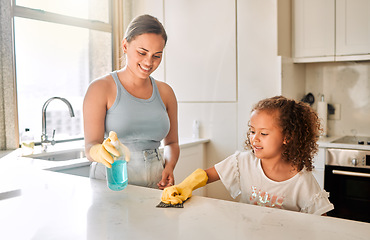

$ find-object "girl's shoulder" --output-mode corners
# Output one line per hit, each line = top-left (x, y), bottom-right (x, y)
(231, 150), (259, 169)
(294, 168), (321, 190)
(237, 150), (258, 162)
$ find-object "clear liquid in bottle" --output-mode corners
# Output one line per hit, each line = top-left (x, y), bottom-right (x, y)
(21, 128), (34, 156)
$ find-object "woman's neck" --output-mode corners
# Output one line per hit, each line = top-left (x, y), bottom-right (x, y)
(117, 68), (153, 99)
(118, 67), (150, 87)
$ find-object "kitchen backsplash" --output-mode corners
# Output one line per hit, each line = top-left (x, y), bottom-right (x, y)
(305, 61), (370, 137)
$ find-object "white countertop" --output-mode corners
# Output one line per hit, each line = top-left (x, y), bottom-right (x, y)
(0, 138), (369, 239)
(318, 136), (370, 151)
(0, 167), (369, 240)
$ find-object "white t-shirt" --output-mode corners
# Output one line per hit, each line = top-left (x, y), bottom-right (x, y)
(214, 150), (334, 215)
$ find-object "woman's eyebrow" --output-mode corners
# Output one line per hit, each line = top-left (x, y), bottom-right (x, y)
(139, 47), (163, 54)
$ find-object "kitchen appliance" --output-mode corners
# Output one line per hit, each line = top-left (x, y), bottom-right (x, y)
(325, 148), (370, 223)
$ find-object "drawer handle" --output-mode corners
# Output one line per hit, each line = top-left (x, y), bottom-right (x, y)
(332, 170), (370, 178)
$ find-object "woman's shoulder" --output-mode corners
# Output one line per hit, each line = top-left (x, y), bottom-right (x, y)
(84, 73), (116, 104)
(87, 73), (115, 92)
(155, 79), (174, 93)
(91, 73), (114, 85)
(154, 79), (177, 105)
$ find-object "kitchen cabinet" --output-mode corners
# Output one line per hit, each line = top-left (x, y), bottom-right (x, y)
(293, 0), (335, 61)
(312, 147), (326, 189)
(293, 0), (370, 62)
(335, 0), (370, 60)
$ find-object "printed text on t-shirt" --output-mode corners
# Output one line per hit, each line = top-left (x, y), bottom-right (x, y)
(250, 186), (284, 208)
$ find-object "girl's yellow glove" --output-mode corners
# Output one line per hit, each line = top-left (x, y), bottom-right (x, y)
(161, 169), (208, 205)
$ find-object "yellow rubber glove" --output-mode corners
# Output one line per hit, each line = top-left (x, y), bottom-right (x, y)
(161, 169), (208, 205)
(89, 131), (130, 168)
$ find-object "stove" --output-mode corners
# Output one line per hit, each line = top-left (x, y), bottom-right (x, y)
(325, 137), (370, 223)
(331, 136), (370, 145)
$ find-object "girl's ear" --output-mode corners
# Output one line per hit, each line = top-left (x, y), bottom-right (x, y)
(122, 39), (128, 53)
(283, 137), (288, 145)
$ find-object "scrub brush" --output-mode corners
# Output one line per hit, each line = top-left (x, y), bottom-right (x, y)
(156, 200), (185, 208)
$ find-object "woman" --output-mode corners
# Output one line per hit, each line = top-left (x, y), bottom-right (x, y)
(83, 14), (179, 189)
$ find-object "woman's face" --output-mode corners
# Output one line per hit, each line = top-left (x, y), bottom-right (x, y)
(249, 110), (285, 161)
(123, 33), (165, 79)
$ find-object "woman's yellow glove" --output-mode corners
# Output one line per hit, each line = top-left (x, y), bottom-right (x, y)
(161, 169), (208, 205)
(89, 131), (130, 168)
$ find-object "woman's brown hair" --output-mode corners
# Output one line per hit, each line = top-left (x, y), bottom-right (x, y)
(124, 14), (167, 45)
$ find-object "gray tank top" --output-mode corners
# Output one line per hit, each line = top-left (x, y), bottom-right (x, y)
(105, 71), (170, 151)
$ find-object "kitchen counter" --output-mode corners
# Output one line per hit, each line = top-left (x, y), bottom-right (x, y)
(318, 136), (370, 151)
(1, 165), (369, 239)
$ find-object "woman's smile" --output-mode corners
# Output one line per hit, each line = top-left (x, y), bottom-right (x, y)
(139, 63), (151, 73)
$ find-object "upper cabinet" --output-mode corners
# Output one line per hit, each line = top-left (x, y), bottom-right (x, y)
(293, 0), (370, 63)
(293, 0), (335, 61)
(336, 0), (370, 60)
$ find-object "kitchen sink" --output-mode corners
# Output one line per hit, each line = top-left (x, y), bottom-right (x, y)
(28, 149), (86, 161)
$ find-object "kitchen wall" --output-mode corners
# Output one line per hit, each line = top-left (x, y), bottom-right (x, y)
(305, 61), (370, 137)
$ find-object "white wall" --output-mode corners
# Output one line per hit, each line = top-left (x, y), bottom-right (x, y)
(305, 61), (370, 137)
(237, 0), (282, 150)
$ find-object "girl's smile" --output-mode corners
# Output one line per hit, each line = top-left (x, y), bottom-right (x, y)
(249, 110), (285, 161)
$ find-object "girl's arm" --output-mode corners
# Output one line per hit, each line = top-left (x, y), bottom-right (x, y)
(205, 166), (220, 183)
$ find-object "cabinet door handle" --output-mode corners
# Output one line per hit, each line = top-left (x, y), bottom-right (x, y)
(332, 170), (370, 178)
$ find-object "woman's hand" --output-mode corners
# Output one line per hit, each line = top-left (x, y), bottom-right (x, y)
(157, 166), (175, 190)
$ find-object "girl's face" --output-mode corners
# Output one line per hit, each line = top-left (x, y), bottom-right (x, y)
(249, 110), (285, 161)
(123, 33), (165, 79)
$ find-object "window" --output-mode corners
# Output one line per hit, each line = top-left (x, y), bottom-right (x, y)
(13, 0), (113, 143)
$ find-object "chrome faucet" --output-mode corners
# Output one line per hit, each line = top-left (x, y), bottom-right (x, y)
(41, 97), (75, 151)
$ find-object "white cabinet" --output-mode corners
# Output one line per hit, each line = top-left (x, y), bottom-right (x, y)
(335, 0), (370, 59)
(293, 0), (370, 62)
(164, 0), (236, 102)
(312, 147), (326, 189)
(293, 0), (335, 60)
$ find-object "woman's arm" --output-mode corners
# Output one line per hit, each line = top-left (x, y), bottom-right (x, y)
(157, 81), (179, 189)
(83, 76), (113, 161)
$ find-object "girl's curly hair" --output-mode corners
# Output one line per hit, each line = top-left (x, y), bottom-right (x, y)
(245, 96), (322, 171)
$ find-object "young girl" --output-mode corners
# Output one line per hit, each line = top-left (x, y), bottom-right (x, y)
(84, 14), (179, 189)
(161, 96), (334, 215)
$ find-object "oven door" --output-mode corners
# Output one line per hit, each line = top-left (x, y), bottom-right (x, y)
(324, 165), (370, 223)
